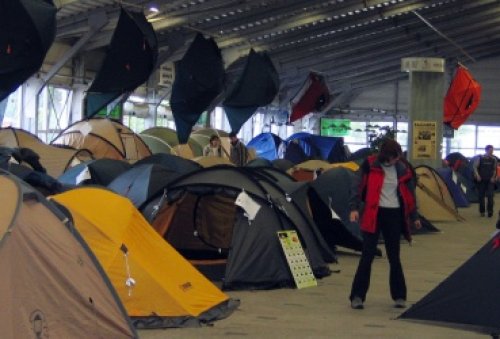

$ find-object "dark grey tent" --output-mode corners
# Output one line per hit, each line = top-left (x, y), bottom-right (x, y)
(245, 158), (273, 168)
(85, 8), (158, 118)
(108, 164), (180, 210)
(0, 0), (56, 102)
(134, 153), (202, 174)
(170, 33), (224, 143)
(272, 158), (295, 172)
(58, 158), (131, 186)
(223, 49), (279, 133)
(399, 234), (500, 337)
(144, 165), (332, 290)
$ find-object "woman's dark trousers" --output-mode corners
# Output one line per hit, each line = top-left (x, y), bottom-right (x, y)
(350, 207), (406, 302)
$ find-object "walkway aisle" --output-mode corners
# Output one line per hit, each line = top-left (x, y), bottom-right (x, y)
(141, 205), (494, 339)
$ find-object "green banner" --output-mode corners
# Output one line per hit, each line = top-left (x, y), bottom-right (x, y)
(320, 118), (350, 137)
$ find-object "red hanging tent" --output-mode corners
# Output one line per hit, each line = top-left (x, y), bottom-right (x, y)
(289, 72), (331, 123)
(443, 65), (481, 129)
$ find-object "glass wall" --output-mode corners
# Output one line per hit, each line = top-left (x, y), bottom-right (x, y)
(1, 87), (23, 128)
(37, 86), (72, 142)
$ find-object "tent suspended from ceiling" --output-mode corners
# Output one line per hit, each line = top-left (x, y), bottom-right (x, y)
(443, 65), (481, 129)
(289, 72), (331, 123)
(84, 8), (158, 118)
(0, 0), (56, 103)
(223, 49), (279, 133)
(170, 33), (225, 143)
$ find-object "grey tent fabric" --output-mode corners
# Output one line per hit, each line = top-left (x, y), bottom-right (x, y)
(170, 33), (225, 143)
(108, 163), (180, 210)
(58, 158), (131, 186)
(85, 8), (158, 117)
(145, 165), (332, 290)
(223, 49), (279, 133)
(399, 234), (500, 336)
(0, 0), (56, 102)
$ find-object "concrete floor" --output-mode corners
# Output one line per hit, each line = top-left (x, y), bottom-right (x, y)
(140, 204), (495, 339)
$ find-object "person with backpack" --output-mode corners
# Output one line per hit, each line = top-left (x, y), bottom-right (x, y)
(348, 139), (421, 310)
(229, 132), (248, 166)
(473, 145), (497, 217)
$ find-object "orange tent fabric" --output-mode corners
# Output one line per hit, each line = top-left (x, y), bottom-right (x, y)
(443, 65), (481, 129)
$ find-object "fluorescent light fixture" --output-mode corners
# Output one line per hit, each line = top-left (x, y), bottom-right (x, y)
(148, 2), (159, 13)
(128, 95), (145, 103)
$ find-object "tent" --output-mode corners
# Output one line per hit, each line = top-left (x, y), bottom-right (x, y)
(247, 133), (284, 160)
(288, 160), (359, 181)
(84, 8), (158, 118)
(53, 187), (238, 328)
(0, 0), (56, 102)
(170, 34), (225, 143)
(139, 127), (204, 156)
(436, 167), (470, 208)
(51, 118), (151, 163)
(289, 72), (331, 123)
(223, 49), (279, 133)
(0, 171), (136, 338)
(399, 233), (500, 336)
(443, 65), (481, 129)
(308, 166), (364, 251)
(415, 166), (463, 221)
(192, 156), (234, 167)
(285, 132), (347, 164)
(0, 127), (93, 177)
(272, 158), (295, 172)
(58, 158), (131, 186)
(246, 158), (273, 168)
(143, 166), (333, 290)
(134, 153), (202, 175)
(108, 164), (180, 210)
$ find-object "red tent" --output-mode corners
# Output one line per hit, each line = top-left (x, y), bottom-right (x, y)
(443, 65), (481, 129)
(289, 72), (331, 123)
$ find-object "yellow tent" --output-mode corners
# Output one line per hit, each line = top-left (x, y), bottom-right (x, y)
(53, 188), (238, 328)
(192, 156), (234, 167)
(287, 160), (359, 181)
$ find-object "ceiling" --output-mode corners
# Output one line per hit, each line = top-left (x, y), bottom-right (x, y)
(52, 0), (500, 113)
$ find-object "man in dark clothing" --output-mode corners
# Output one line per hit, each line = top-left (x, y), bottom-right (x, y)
(473, 145), (497, 217)
(229, 132), (248, 166)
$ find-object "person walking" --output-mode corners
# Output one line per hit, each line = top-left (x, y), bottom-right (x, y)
(473, 145), (497, 217)
(229, 132), (248, 166)
(349, 139), (421, 310)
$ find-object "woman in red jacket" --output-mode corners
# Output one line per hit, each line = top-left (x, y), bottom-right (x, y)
(349, 139), (421, 310)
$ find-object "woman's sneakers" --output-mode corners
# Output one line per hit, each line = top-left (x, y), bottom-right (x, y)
(394, 299), (406, 308)
(351, 297), (364, 309)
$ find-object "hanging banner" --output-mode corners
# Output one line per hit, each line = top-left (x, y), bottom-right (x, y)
(412, 121), (437, 159)
(320, 118), (350, 137)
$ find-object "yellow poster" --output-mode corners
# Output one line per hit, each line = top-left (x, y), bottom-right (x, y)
(277, 231), (317, 289)
(412, 121), (437, 159)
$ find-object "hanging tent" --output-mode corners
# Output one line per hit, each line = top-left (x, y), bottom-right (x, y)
(0, 171), (136, 338)
(443, 65), (481, 129)
(84, 8), (158, 118)
(0, 0), (56, 103)
(223, 49), (279, 133)
(53, 187), (238, 329)
(289, 72), (331, 123)
(170, 33), (225, 143)
(400, 234), (500, 336)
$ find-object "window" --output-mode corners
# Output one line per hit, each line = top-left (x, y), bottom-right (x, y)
(448, 124), (476, 157)
(123, 114), (146, 133)
(1, 87), (22, 128)
(344, 122), (368, 152)
(37, 86), (72, 143)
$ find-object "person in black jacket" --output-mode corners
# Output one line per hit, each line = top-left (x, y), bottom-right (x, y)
(473, 145), (497, 217)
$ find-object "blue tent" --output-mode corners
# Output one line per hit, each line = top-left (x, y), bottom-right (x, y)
(247, 133), (283, 160)
(436, 167), (470, 208)
(285, 132), (346, 164)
